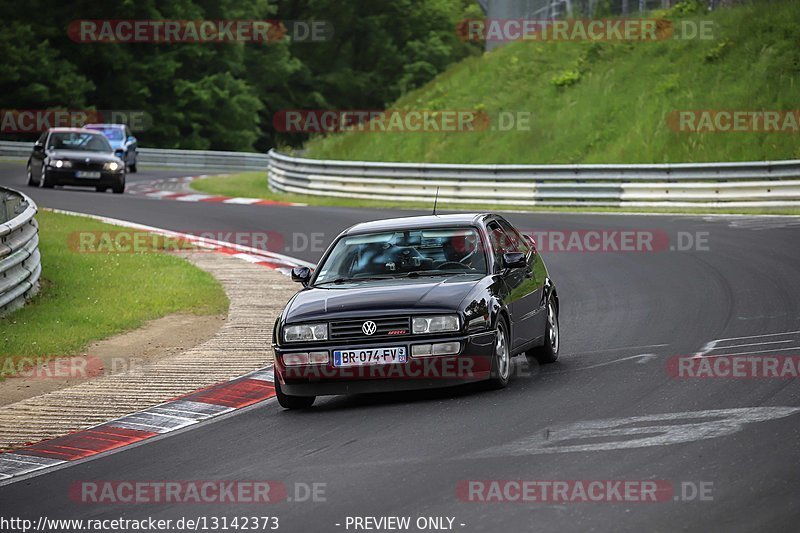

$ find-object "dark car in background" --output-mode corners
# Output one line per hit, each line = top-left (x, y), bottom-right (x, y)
(85, 123), (138, 172)
(26, 128), (126, 193)
(272, 213), (560, 409)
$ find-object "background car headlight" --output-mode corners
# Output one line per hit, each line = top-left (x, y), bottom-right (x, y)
(284, 323), (328, 342)
(103, 161), (121, 171)
(50, 159), (72, 168)
(412, 315), (460, 334)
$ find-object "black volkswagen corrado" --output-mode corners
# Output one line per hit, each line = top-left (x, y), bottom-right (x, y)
(272, 213), (560, 409)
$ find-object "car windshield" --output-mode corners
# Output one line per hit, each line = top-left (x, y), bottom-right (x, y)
(314, 227), (487, 284)
(47, 131), (112, 152)
(86, 127), (124, 141)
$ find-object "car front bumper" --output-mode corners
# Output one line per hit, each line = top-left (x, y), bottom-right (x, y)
(274, 330), (497, 397)
(46, 168), (124, 187)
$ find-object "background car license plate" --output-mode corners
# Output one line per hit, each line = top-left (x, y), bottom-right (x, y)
(76, 171), (101, 178)
(333, 346), (407, 367)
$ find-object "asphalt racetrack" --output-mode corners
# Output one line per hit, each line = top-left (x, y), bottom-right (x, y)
(1, 161), (799, 532)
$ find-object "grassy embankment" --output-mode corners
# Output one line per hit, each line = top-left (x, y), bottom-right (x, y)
(195, 1), (800, 213)
(0, 210), (228, 377)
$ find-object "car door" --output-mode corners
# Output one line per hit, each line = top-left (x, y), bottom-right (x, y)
(495, 218), (544, 350)
(30, 131), (48, 176)
(124, 125), (137, 165)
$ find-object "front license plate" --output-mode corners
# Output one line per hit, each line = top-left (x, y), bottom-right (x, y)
(333, 346), (407, 367)
(76, 171), (101, 178)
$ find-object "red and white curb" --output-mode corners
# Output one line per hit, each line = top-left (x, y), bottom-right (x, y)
(126, 176), (302, 207)
(0, 368), (275, 481)
(0, 213), (310, 483)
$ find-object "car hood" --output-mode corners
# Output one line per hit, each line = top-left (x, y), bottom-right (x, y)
(284, 277), (482, 322)
(48, 149), (119, 162)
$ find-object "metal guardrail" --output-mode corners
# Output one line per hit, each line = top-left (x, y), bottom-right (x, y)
(0, 187), (40, 316)
(0, 141), (268, 171)
(3, 140), (800, 207)
(267, 150), (800, 208)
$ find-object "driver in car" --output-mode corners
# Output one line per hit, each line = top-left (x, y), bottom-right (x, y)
(440, 232), (479, 269)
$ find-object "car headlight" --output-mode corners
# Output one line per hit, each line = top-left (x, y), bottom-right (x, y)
(50, 159), (72, 168)
(412, 315), (460, 334)
(103, 161), (121, 171)
(284, 323), (328, 342)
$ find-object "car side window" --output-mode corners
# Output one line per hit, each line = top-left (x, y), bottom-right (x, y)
(486, 221), (509, 269)
(497, 219), (530, 254)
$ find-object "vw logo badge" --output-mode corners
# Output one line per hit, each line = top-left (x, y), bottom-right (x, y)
(362, 321), (377, 336)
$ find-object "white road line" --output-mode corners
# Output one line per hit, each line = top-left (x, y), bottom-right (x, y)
(565, 343), (668, 357)
(174, 194), (215, 202)
(712, 339), (794, 350)
(223, 197), (262, 205)
(700, 346), (800, 359)
(714, 330), (800, 343)
(144, 190), (180, 198)
(548, 353), (659, 373)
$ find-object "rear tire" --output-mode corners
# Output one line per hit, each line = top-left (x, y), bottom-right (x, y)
(274, 372), (315, 409)
(129, 162), (137, 173)
(486, 319), (511, 389)
(526, 298), (559, 365)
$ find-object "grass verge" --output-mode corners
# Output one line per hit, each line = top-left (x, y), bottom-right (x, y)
(0, 210), (228, 376)
(305, 1), (800, 165)
(191, 172), (800, 215)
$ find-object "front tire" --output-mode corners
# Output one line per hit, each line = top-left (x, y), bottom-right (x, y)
(487, 319), (511, 389)
(112, 178), (125, 194)
(274, 372), (315, 409)
(39, 167), (54, 189)
(26, 163), (35, 186)
(527, 298), (559, 365)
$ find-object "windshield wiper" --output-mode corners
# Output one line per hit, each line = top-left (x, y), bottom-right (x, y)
(313, 275), (395, 286)
(405, 270), (471, 278)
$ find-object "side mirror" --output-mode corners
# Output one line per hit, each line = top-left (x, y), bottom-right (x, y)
(127, 136), (136, 144)
(502, 252), (527, 269)
(33, 143), (44, 153)
(291, 266), (312, 286)
(114, 148), (125, 158)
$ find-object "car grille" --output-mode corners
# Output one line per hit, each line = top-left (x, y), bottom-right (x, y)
(72, 160), (105, 171)
(329, 316), (411, 340)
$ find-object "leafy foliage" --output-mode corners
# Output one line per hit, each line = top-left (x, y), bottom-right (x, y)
(0, 0), (479, 150)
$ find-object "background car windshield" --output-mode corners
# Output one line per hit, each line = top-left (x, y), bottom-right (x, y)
(47, 132), (112, 152)
(315, 227), (487, 283)
(87, 127), (124, 141)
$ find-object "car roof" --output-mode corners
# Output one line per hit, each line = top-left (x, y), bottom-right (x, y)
(84, 123), (125, 128)
(344, 213), (495, 235)
(47, 127), (99, 133)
